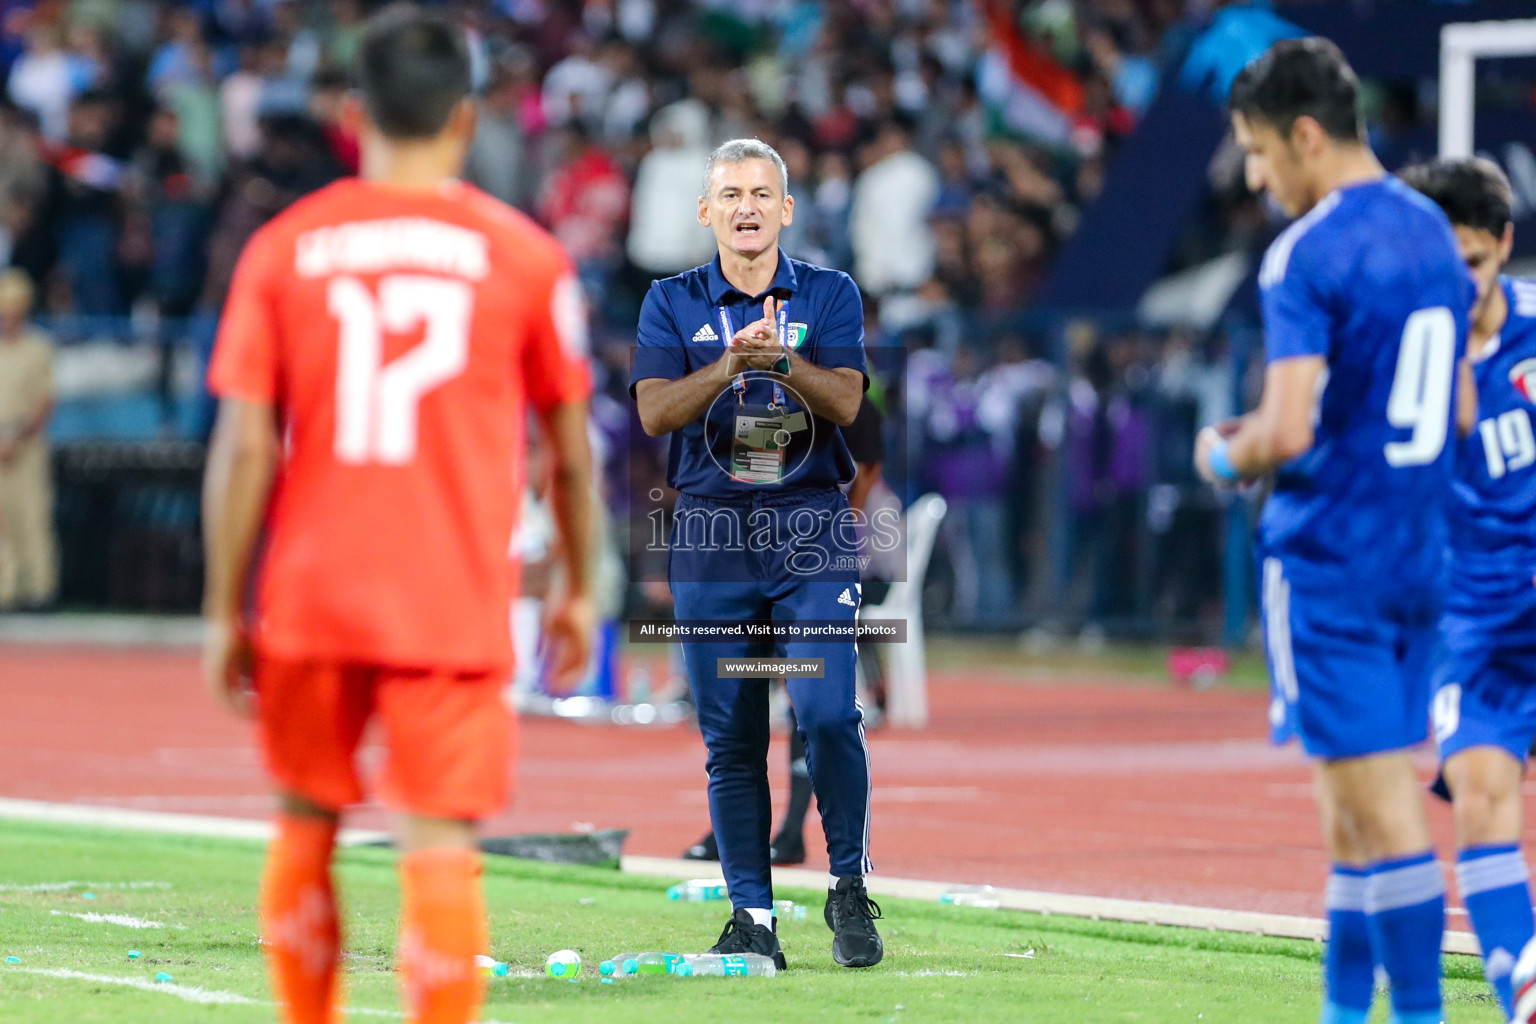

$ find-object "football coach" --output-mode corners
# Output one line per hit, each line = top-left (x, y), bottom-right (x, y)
(630, 138), (883, 970)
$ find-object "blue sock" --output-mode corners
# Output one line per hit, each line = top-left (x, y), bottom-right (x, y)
(1457, 843), (1535, 1018)
(1321, 865), (1374, 1024)
(1365, 851), (1444, 1021)
(1318, 1000), (1369, 1024)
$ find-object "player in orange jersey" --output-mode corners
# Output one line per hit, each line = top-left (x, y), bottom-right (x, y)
(200, 10), (594, 1024)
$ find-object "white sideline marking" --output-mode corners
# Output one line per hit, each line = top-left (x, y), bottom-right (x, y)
(8, 967), (522, 1021)
(0, 800), (1482, 962)
(50, 910), (167, 929)
(12, 968), (260, 1005)
(0, 880), (170, 893)
(0, 798), (389, 846)
(619, 855), (1483, 958)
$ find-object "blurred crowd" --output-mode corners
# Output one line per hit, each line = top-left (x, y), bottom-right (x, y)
(898, 321), (1233, 635)
(2, 0), (1256, 631)
(0, 0), (1194, 319)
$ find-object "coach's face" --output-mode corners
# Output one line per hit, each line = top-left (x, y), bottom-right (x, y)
(699, 158), (794, 260)
(1232, 112), (1310, 218)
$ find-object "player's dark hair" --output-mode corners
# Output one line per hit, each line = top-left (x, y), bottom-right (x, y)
(357, 8), (472, 140)
(1229, 37), (1363, 144)
(1399, 157), (1513, 236)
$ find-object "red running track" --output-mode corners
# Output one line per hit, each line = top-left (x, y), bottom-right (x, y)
(0, 643), (1493, 920)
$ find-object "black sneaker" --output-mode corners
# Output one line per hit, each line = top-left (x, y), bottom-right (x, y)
(708, 908), (788, 970)
(824, 876), (883, 968)
(769, 830), (805, 866)
(682, 830), (719, 861)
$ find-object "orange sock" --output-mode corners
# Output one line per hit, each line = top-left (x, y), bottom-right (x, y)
(398, 848), (487, 1024)
(260, 815), (342, 1024)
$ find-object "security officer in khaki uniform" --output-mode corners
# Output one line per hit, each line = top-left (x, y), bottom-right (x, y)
(0, 270), (56, 609)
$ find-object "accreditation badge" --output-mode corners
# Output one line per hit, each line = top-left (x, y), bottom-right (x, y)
(731, 406), (809, 484)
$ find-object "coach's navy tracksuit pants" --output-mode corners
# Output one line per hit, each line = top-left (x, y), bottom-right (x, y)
(670, 488), (873, 911)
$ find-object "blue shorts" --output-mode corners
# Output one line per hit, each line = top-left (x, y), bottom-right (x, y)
(1261, 557), (1437, 760)
(1431, 639), (1536, 780)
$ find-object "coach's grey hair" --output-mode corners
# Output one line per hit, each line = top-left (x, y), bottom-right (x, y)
(701, 138), (789, 199)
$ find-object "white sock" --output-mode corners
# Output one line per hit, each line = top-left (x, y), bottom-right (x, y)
(829, 873), (842, 890)
(746, 907), (773, 929)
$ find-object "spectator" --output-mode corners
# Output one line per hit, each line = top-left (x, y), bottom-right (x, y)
(541, 33), (611, 131)
(5, 108), (55, 294)
(849, 117), (937, 296)
(197, 112), (338, 326)
(307, 69), (359, 175)
(220, 44), (265, 161)
(8, 25), (89, 141)
(539, 123), (628, 306)
(625, 99), (714, 276)
(1063, 340), (1150, 629)
(325, 0), (368, 72)
(980, 334), (1055, 608)
(803, 149), (854, 272)
(499, 45), (549, 139)
(271, 0), (322, 85)
(599, 39), (650, 144)
(1157, 329), (1231, 431)
(147, 7), (207, 97)
(0, 103), (45, 217)
(465, 58), (533, 207)
(62, 23), (110, 97)
(1083, 22), (1157, 116)
(0, 269), (56, 610)
(932, 139), (973, 217)
(212, 1), (272, 51)
(775, 135), (822, 264)
(48, 90), (125, 315)
(165, 41), (224, 187)
(254, 36), (306, 117)
(187, 112), (340, 437)
(126, 106), (208, 317)
(925, 344), (1015, 624)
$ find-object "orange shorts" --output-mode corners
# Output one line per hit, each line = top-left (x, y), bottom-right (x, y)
(253, 657), (515, 819)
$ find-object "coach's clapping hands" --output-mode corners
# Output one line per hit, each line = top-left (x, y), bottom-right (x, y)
(726, 296), (788, 373)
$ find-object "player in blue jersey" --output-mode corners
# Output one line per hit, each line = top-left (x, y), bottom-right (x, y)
(1401, 157), (1536, 1021)
(1195, 39), (1473, 1024)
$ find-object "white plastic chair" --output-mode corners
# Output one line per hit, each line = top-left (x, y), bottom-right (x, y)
(860, 493), (947, 728)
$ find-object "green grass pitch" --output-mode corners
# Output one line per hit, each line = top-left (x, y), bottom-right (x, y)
(0, 821), (1503, 1022)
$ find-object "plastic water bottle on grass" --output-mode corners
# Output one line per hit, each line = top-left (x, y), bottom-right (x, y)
(672, 953), (778, 977)
(475, 954), (510, 977)
(544, 949), (582, 979)
(667, 879), (728, 902)
(635, 952), (685, 975)
(939, 885), (1000, 909)
(600, 955), (641, 977)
